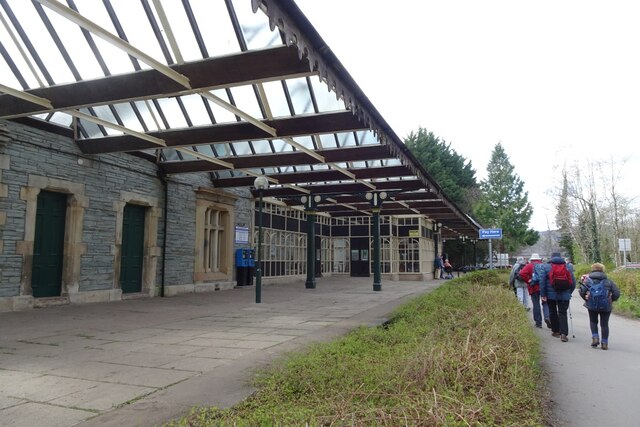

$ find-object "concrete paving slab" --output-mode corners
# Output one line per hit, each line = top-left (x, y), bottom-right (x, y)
(135, 343), (203, 356)
(158, 356), (229, 372)
(0, 402), (92, 427)
(0, 395), (25, 410)
(188, 346), (258, 359)
(0, 276), (439, 426)
(196, 331), (252, 340)
(0, 370), (41, 387)
(48, 382), (156, 412)
(105, 352), (184, 368)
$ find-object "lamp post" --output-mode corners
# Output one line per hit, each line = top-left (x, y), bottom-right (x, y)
(470, 239), (477, 269)
(435, 222), (442, 256)
(254, 176), (269, 303)
(460, 236), (467, 271)
(366, 191), (388, 291)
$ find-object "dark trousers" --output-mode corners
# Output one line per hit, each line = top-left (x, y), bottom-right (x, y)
(547, 299), (570, 335)
(530, 292), (550, 326)
(588, 310), (612, 341)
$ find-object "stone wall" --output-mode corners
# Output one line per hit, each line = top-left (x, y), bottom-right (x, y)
(0, 120), (252, 311)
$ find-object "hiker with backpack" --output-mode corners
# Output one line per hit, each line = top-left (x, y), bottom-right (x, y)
(540, 252), (576, 342)
(578, 263), (621, 350)
(518, 253), (551, 328)
(509, 257), (529, 308)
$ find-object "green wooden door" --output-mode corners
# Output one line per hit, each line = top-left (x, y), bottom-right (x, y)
(120, 204), (145, 294)
(32, 191), (67, 298)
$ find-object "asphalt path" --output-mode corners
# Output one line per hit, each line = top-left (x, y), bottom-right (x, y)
(537, 295), (640, 426)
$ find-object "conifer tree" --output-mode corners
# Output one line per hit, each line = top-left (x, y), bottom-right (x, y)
(405, 128), (479, 212)
(473, 143), (538, 252)
(556, 172), (574, 261)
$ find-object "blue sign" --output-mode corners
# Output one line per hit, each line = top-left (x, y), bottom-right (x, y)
(479, 228), (502, 239)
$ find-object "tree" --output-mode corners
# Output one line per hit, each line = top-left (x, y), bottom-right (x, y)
(561, 157), (637, 265)
(556, 172), (574, 261)
(404, 128), (479, 212)
(473, 143), (538, 253)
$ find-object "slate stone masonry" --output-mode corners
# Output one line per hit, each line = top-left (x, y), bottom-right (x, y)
(0, 120), (252, 310)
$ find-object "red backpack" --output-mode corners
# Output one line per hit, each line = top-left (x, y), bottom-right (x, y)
(548, 263), (572, 291)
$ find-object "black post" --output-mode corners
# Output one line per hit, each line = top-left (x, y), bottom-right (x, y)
(255, 189), (263, 303)
(305, 206), (316, 289)
(372, 207), (381, 291)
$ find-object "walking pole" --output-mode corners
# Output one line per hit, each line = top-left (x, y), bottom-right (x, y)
(568, 303), (575, 338)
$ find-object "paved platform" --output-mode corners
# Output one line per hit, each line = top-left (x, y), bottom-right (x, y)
(0, 276), (440, 427)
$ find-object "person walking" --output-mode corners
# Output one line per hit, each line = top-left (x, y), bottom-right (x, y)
(519, 253), (550, 328)
(434, 255), (444, 279)
(509, 257), (529, 308)
(578, 263), (621, 350)
(540, 252), (576, 342)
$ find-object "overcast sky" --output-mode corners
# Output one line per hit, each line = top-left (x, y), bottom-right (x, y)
(295, 0), (640, 231)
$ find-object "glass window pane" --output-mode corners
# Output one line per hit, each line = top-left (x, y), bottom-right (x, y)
(231, 0), (281, 50)
(71, 1), (144, 75)
(43, 6), (105, 81)
(309, 77), (344, 112)
(154, 0), (200, 62)
(228, 85), (263, 119)
(9, 2), (74, 84)
(155, 98), (188, 128)
(49, 112), (72, 127)
(261, 81), (290, 117)
(206, 89), (239, 123)
(190, 0), (241, 57)
(110, 1), (169, 68)
(287, 78), (314, 114)
(178, 94), (211, 126)
(230, 142), (251, 156)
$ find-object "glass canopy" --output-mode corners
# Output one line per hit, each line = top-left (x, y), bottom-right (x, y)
(0, 0), (480, 237)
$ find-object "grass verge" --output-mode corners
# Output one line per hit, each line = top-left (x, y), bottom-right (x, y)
(166, 271), (546, 426)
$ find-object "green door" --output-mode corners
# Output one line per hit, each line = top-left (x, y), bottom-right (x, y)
(32, 191), (67, 298)
(120, 204), (145, 294)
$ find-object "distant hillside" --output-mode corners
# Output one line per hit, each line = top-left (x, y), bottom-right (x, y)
(514, 230), (560, 260)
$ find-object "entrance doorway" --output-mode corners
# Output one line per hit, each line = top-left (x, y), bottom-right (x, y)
(350, 237), (370, 277)
(32, 191), (67, 298)
(120, 204), (145, 294)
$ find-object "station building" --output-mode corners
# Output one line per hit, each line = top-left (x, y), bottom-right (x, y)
(0, 0), (480, 311)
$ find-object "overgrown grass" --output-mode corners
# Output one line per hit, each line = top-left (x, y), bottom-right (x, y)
(166, 271), (546, 426)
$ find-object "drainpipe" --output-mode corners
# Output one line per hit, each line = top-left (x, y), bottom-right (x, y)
(160, 173), (168, 297)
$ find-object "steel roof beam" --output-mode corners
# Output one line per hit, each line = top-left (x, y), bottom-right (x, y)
(0, 46), (312, 118)
(77, 111), (368, 154)
(208, 165), (413, 187)
(159, 145), (393, 174)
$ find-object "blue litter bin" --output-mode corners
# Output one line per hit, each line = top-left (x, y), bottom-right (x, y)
(235, 248), (251, 286)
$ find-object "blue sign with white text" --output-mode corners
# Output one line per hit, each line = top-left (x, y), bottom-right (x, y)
(479, 228), (502, 239)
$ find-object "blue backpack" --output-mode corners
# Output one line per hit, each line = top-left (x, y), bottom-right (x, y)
(588, 279), (611, 312)
(532, 263), (546, 284)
